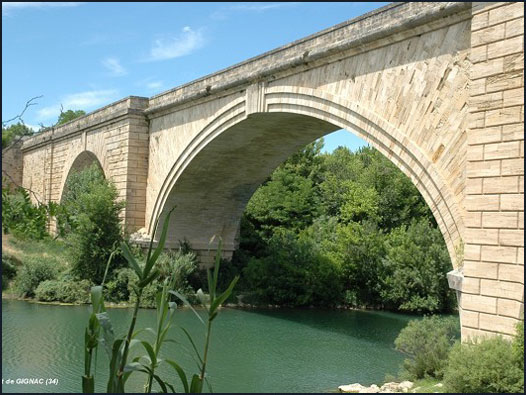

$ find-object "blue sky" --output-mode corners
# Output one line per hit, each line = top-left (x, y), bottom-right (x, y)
(2, 2), (389, 152)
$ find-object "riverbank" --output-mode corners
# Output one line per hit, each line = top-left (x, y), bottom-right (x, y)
(338, 379), (446, 393)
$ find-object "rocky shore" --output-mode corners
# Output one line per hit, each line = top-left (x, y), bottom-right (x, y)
(338, 381), (443, 393)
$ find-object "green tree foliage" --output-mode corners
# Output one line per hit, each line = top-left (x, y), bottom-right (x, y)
(2, 188), (54, 240)
(15, 257), (58, 297)
(394, 315), (460, 380)
(56, 109), (86, 125)
(242, 229), (343, 307)
(1, 122), (33, 148)
(2, 254), (18, 290)
(233, 139), (454, 312)
(62, 164), (125, 284)
(444, 331), (524, 393)
(381, 219), (456, 313)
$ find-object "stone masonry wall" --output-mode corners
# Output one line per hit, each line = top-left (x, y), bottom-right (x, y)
(463, 1), (524, 340)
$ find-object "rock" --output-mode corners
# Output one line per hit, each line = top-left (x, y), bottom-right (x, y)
(399, 381), (413, 392)
(380, 382), (400, 392)
(359, 384), (380, 393)
(434, 383), (443, 388)
(339, 383), (366, 393)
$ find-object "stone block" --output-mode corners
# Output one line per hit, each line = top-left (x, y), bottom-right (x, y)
(505, 17), (524, 38)
(499, 229), (525, 246)
(501, 158), (524, 176)
(465, 243), (482, 260)
(466, 177), (483, 194)
(472, 24), (506, 47)
(497, 298), (524, 319)
(500, 193), (524, 211)
(483, 176), (519, 194)
(481, 279), (523, 299)
(479, 313), (519, 335)
(485, 106), (522, 127)
(466, 145), (484, 161)
(484, 141), (520, 160)
(487, 35), (524, 59)
(467, 160), (501, 177)
(465, 211), (482, 227)
(462, 276), (481, 294)
(481, 245), (518, 263)
(486, 69), (523, 92)
(503, 88), (524, 107)
(502, 123), (525, 141)
(472, 57), (504, 79)
(463, 260), (499, 279)
(465, 228), (499, 245)
(488, 3), (524, 27)
(466, 194), (500, 211)
(462, 310), (480, 328)
(462, 293), (497, 314)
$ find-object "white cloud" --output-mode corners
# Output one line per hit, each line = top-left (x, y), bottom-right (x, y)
(2, 2), (84, 15)
(211, 2), (299, 19)
(147, 26), (205, 62)
(36, 89), (119, 121)
(231, 3), (300, 12)
(102, 57), (127, 76)
(146, 81), (163, 90)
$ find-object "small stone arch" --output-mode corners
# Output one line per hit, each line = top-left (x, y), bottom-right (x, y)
(58, 150), (105, 203)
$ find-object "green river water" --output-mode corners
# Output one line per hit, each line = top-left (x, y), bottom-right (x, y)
(2, 299), (416, 393)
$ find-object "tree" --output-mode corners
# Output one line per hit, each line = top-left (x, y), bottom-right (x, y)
(57, 109), (86, 125)
(1, 122), (33, 149)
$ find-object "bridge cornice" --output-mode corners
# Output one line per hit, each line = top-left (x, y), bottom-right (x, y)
(145, 1), (471, 117)
(21, 96), (148, 152)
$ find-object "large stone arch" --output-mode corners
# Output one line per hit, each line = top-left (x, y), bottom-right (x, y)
(150, 87), (464, 267)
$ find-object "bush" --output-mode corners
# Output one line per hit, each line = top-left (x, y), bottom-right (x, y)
(2, 188), (54, 240)
(512, 320), (524, 371)
(156, 249), (198, 293)
(395, 315), (460, 380)
(35, 279), (91, 303)
(126, 249), (199, 308)
(242, 229), (342, 306)
(63, 164), (125, 284)
(444, 333), (524, 393)
(16, 258), (58, 297)
(2, 254), (18, 290)
(105, 267), (137, 303)
(382, 219), (456, 313)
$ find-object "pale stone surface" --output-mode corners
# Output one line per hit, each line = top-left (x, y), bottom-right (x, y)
(339, 383), (365, 393)
(16, 2), (524, 339)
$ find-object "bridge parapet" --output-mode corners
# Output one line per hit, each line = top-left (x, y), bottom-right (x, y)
(21, 96), (148, 152)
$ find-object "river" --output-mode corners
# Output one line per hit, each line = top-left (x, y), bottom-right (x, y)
(2, 299), (417, 393)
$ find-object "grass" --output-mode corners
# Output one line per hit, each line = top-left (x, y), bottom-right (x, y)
(410, 378), (447, 393)
(2, 233), (70, 270)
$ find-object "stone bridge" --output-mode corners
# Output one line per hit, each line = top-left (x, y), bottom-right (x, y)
(16, 2), (524, 339)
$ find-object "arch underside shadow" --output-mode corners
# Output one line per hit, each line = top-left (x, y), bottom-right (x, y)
(151, 88), (464, 266)
(59, 150), (105, 203)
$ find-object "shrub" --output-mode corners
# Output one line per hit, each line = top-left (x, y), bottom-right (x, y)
(444, 334), (524, 393)
(63, 164), (125, 284)
(395, 315), (460, 380)
(35, 279), (91, 303)
(156, 249), (198, 294)
(382, 219), (456, 313)
(242, 229), (342, 306)
(2, 254), (18, 290)
(126, 249), (199, 307)
(2, 188), (54, 240)
(105, 267), (137, 303)
(16, 257), (58, 297)
(512, 320), (524, 371)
